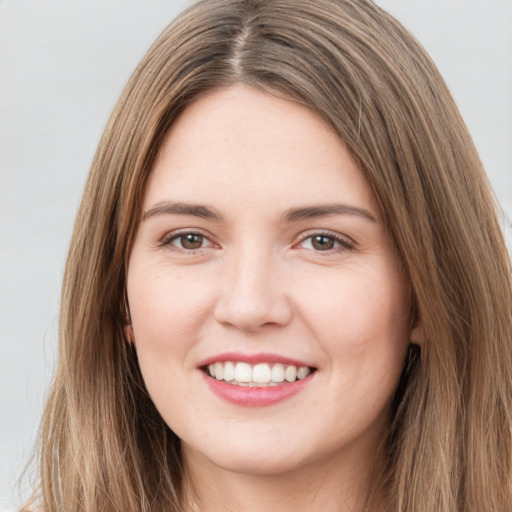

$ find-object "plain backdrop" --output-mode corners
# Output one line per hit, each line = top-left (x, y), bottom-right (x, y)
(0, 0), (511, 508)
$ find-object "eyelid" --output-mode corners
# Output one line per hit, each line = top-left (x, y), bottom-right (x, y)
(158, 228), (219, 251)
(294, 229), (355, 251)
(156, 227), (354, 253)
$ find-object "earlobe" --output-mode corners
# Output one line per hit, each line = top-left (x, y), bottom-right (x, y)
(410, 321), (423, 347)
(124, 324), (135, 344)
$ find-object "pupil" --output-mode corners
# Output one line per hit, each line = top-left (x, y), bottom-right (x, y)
(182, 234), (203, 249)
(312, 235), (334, 251)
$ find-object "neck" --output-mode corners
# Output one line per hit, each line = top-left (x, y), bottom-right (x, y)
(182, 444), (386, 512)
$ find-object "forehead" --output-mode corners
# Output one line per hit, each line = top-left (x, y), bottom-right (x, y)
(145, 84), (379, 218)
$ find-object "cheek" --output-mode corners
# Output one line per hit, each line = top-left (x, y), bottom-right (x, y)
(125, 267), (216, 424)
(296, 265), (410, 370)
(127, 266), (215, 358)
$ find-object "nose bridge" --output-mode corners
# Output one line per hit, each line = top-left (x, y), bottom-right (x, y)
(215, 241), (291, 330)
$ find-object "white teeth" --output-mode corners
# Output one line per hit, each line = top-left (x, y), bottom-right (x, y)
(214, 362), (224, 381)
(285, 365), (297, 382)
(223, 361), (235, 381)
(271, 363), (285, 383)
(235, 362), (252, 383)
(297, 367), (311, 380)
(252, 363), (271, 383)
(206, 361), (313, 386)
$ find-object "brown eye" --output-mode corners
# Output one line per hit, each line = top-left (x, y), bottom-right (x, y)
(171, 233), (206, 250)
(297, 232), (353, 252)
(311, 235), (335, 251)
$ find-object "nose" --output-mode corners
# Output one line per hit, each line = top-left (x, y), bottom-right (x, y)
(214, 249), (293, 332)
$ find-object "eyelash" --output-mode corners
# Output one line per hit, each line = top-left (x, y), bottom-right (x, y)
(159, 229), (215, 252)
(295, 230), (354, 253)
(158, 230), (354, 254)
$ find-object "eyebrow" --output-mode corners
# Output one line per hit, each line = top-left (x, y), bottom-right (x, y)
(282, 203), (377, 223)
(143, 201), (377, 223)
(143, 201), (222, 221)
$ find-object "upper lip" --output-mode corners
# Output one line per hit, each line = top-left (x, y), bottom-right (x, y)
(197, 352), (315, 369)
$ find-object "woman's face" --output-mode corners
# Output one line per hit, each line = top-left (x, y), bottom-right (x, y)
(127, 85), (414, 478)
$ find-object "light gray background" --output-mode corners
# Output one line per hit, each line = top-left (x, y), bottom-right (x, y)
(1, 0), (511, 508)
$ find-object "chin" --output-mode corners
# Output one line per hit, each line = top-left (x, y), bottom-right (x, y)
(209, 453), (308, 477)
(182, 434), (316, 477)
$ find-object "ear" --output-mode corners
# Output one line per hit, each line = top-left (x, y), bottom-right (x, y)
(124, 324), (135, 344)
(410, 320), (423, 348)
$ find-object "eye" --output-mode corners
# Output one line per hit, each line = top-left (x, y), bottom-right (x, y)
(162, 231), (215, 251)
(298, 232), (353, 252)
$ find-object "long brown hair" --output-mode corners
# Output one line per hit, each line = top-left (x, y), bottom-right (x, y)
(26, 1), (512, 510)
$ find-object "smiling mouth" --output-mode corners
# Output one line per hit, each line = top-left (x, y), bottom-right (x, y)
(203, 361), (316, 387)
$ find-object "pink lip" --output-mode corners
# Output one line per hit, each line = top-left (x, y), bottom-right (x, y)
(198, 353), (316, 407)
(202, 372), (315, 407)
(198, 352), (313, 368)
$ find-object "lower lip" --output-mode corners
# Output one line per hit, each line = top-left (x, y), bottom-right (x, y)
(202, 372), (314, 407)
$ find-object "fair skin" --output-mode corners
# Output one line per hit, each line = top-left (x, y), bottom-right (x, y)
(127, 84), (418, 512)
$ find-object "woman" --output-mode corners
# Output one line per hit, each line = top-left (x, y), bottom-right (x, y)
(26, 0), (512, 511)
